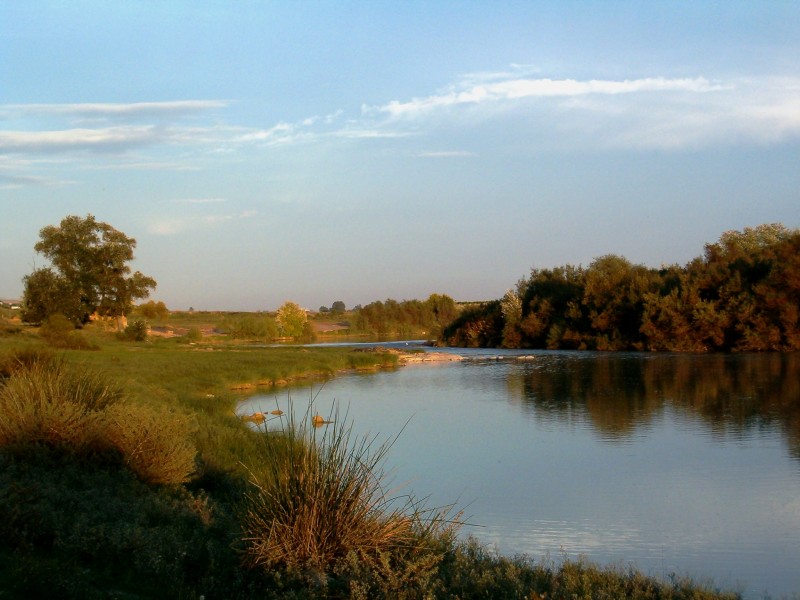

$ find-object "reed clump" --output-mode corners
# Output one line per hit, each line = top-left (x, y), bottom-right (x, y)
(0, 356), (196, 486)
(239, 404), (459, 589)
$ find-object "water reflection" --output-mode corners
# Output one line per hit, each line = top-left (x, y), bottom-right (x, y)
(507, 353), (800, 459)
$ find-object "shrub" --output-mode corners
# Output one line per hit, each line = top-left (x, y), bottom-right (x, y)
(103, 403), (197, 486)
(184, 326), (203, 343)
(0, 347), (55, 380)
(239, 403), (459, 583)
(0, 360), (121, 453)
(0, 359), (195, 486)
(39, 314), (99, 350)
(121, 318), (149, 341)
(137, 299), (169, 320)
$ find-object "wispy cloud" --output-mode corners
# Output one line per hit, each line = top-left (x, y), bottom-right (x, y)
(172, 197), (226, 204)
(146, 209), (256, 236)
(417, 150), (477, 158)
(369, 76), (726, 118)
(364, 73), (800, 150)
(0, 126), (161, 153)
(0, 100), (228, 120)
(0, 172), (74, 189)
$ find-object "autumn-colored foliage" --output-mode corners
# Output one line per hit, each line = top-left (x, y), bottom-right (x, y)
(443, 224), (800, 351)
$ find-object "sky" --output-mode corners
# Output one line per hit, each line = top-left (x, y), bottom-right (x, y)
(2, 1), (799, 311)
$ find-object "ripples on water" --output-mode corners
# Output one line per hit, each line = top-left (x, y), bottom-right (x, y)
(239, 349), (800, 599)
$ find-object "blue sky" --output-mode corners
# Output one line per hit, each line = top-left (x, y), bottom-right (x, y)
(2, 1), (799, 311)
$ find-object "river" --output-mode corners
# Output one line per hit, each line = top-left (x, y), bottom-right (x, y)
(238, 346), (800, 598)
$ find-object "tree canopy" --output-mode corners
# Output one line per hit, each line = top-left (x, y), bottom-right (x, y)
(442, 224), (800, 352)
(22, 215), (156, 326)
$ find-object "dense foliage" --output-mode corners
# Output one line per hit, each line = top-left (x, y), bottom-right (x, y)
(22, 214), (156, 327)
(442, 224), (800, 352)
(352, 294), (458, 338)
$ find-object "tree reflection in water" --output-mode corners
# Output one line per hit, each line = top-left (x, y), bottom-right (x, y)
(509, 352), (800, 459)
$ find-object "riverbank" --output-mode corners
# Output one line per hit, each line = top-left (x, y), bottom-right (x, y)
(0, 332), (744, 599)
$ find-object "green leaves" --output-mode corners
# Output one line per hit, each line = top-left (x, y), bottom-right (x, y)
(444, 224), (800, 352)
(22, 214), (157, 326)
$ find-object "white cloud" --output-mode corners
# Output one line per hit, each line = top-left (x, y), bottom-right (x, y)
(172, 198), (227, 204)
(0, 172), (74, 189)
(146, 210), (257, 236)
(371, 76), (726, 118)
(417, 150), (477, 158)
(365, 73), (800, 150)
(333, 128), (414, 139)
(0, 126), (160, 153)
(0, 100), (228, 119)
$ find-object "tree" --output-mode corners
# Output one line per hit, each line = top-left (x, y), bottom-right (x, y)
(330, 300), (346, 315)
(22, 215), (156, 327)
(137, 300), (169, 320)
(21, 267), (83, 325)
(276, 301), (308, 338)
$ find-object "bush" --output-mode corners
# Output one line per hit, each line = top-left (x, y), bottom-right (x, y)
(103, 403), (197, 485)
(0, 360), (121, 453)
(121, 318), (149, 341)
(239, 403), (458, 580)
(0, 347), (55, 380)
(0, 452), (238, 599)
(0, 359), (195, 486)
(184, 326), (203, 343)
(39, 314), (98, 350)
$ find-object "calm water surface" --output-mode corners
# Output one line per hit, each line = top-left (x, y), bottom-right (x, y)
(239, 348), (800, 598)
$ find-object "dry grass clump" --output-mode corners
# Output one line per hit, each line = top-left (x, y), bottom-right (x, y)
(103, 402), (197, 485)
(240, 404), (459, 577)
(0, 359), (120, 451)
(0, 358), (196, 486)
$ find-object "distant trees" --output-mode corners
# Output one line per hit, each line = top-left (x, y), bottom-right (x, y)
(351, 294), (458, 338)
(330, 300), (346, 315)
(136, 300), (169, 320)
(441, 224), (800, 352)
(22, 215), (156, 328)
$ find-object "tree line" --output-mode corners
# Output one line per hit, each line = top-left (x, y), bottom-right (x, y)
(349, 294), (458, 338)
(442, 224), (800, 352)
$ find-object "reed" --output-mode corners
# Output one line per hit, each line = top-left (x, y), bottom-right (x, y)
(239, 401), (459, 578)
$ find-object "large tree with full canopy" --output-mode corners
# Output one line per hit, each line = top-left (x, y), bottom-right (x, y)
(22, 214), (156, 327)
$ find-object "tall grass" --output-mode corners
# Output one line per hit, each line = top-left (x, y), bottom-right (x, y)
(0, 357), (196, 486)
(239, 402), (459, 581)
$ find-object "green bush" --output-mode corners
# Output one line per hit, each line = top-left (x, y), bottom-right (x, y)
(0, 452), (240, 599)
(184, 326), (203, 343)
(121, 318), (149, 341)
(39, 314), (98, 350)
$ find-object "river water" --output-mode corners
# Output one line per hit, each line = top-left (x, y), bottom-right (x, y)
(238, 346), (800, 598)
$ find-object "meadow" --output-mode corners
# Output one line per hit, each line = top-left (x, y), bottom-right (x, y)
(0, 314), (747, 599)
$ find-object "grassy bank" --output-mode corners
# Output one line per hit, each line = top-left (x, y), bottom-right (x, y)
(0, 323), (746, 599)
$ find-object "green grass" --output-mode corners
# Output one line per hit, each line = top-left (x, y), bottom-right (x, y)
(0, 323), (750, 599)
